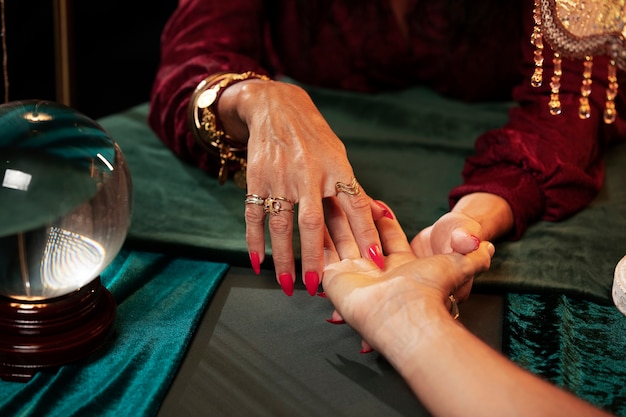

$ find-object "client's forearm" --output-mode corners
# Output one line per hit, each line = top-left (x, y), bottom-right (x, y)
(380, 302), (611, 417)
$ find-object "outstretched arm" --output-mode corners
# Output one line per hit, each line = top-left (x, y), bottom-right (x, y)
(322, 205), (612, 417)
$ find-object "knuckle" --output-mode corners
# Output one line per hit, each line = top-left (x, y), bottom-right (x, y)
(244, 207), (266, 225)
(344, 194), (371, 211)
(268, 215), (292, 235)
(297, 207), (325, 231)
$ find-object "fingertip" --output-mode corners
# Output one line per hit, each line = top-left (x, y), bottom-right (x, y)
(372, 200), (394, 220)
(278, 273), (294, 296)
(451, 229), (480, 254)
(304, 271), (320, 296)
(368, 244), (385, 269)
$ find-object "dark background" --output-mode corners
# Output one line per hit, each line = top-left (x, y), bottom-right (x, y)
(3, 0), (177, 119)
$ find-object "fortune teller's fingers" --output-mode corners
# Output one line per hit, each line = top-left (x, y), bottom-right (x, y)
(244, 193), (268, 275)
(323, 226), (340, 266)
(241, 80), (362, 296)
(371, 201), (413, 256)
(265, 194), (298, 296)
(334, 177), (384, 269)
(323, 196), (361, 262)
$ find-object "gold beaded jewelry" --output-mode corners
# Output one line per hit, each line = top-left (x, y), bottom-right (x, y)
(530, 0), (626, 124)
(188, 71), (270, 188)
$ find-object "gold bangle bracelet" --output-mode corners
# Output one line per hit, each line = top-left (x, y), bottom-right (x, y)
(188, 71), (270, 188)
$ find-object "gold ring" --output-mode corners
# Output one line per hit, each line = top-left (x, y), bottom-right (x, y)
(449, 295), (460, 320)
(335, 177), (361, 196)
(264, 197), (295, 216)
(245, 194), (265, 206)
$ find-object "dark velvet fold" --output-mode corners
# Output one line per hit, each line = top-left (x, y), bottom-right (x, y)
(504, 293), (626, 415)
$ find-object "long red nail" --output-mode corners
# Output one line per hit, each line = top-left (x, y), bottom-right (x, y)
(249, 252), (261, 275)
(304, 271), (319, 296)
(326, 318), (345, 325)
(368, 245), (384, 269)
(278, 273), (294, 296)
(374, 200), (394, 220)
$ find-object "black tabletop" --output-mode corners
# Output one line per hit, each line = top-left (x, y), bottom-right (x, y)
(157, 266), (503, 417)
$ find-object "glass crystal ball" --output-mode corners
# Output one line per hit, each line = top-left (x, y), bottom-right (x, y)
(0, 100), (132, 300)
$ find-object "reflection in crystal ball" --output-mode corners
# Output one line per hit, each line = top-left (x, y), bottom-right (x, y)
(0, 100), (132, 300)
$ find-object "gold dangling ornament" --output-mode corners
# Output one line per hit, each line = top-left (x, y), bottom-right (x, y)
(579, 55), (593, 119)
(530, 0), (626, 124)
(604, 59), (619, 123)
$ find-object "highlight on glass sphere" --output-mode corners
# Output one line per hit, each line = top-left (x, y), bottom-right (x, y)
(0, 100), (132, 301)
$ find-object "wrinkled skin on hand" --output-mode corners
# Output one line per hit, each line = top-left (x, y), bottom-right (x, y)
(220, 80), (382, 294)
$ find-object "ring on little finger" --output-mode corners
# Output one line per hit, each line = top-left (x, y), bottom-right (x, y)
(264, 196), (295, 216)
(448, 295), (460, 320)
(335, 177), (361, 196)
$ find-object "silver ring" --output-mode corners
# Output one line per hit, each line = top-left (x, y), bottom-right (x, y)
(264, 197), (295, 216)
(335, 177), (361, 196)
(245, 194), (265, 206)
(449, 295), (460, 320)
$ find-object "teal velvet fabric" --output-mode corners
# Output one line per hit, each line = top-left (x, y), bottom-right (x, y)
(97, 84), (626, 304)
(504, 293), (626, 415)
(0, 250), (229, 417)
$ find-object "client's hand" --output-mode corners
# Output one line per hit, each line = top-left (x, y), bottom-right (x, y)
(322, 202), (609, 417)
(322, 199), (494, 353)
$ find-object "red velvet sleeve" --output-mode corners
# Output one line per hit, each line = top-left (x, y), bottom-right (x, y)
(449, 3), (626, 240)
(147, 0), (271, 175)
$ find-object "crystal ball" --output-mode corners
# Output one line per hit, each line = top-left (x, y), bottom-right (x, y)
(0, 100), (132, 300)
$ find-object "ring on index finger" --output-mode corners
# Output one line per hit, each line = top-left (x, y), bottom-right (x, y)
(264, 196), (295, 216)
(335, 177), (361, 196)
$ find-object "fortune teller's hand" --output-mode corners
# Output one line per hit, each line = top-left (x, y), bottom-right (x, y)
(322, 198), (495, 353)
(411, 192), (514, 259)
(411, 212), (483, 257)
(219, 80), (385, 296)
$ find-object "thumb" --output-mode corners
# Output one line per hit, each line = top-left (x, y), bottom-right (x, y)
(450, 228), (481, 254)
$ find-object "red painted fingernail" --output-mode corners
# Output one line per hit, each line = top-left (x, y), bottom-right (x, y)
(326, 318), (345, 325)
(470, 235), (480, 251)
(359, 347), (374, 354)
(375, 200), (394, 219)
(368, 244), (384, 269)
(278, 273), (294, 296)
(249, 252), (261, 275)
(305, 271), (320, 296)
(317, 291), (327, 298)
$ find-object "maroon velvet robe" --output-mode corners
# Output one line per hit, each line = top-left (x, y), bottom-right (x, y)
(148, 0), (626, 238)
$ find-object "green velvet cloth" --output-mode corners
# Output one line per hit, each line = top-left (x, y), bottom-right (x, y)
(0, 250), (229, 417)
(504, 293), (626, 415)
(98, 84), (626, 304)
